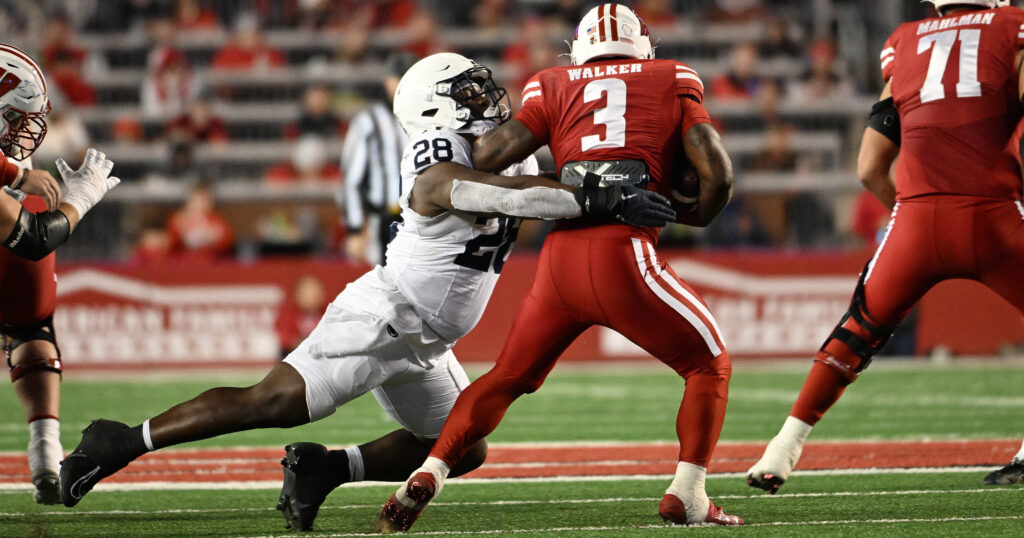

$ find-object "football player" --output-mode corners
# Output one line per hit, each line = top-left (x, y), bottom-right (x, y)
(0, 42), (119, 504)
(58, 53), (674, 531)
(747, 0), (1024, 494)
(379, 4), (741, 531)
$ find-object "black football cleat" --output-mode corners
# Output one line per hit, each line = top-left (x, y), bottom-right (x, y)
(59, 419), (136, 507)
(277, 442), (339, 531)
(982, 460), (1024, 485)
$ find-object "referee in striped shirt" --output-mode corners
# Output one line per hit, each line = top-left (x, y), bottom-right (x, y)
(340, 53), (417, 266)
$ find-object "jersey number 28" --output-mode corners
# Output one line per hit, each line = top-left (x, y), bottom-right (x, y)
(917, 29), (981, 104)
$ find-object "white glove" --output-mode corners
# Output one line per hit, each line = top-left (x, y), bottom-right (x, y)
(56, 148), (120, 217)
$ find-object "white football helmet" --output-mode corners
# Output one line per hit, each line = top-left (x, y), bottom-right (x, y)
(0, 43), (49, 161)
(925, 0), (1008, 15)
(570, 3), (653, 66)
(393, 52), (510, 137)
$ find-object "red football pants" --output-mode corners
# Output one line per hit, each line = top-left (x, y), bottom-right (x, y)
(792, 195), (1024, 424)
(431, 226), (731, 468)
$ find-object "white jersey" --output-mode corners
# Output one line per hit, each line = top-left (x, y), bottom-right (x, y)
(381, 128), (537, 352)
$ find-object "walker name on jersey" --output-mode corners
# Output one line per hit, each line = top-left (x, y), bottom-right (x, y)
(917, 11), (994, 35)
(567, 63), (643, 81)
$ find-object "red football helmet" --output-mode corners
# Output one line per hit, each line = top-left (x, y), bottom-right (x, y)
(0, 43), (49, 161)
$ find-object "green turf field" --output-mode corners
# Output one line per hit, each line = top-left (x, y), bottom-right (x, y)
(1, 359), (1022, 536)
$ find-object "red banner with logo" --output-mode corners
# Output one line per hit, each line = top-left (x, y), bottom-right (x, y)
(54, 251), (1024, 369)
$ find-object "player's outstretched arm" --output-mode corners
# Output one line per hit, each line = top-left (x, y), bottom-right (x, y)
(0, 148), (119, 261)
(858, 82), (898, 210)
(678, 122), (733, 227)
(410, 161), (675, 226)
(472, 119), (544, 173)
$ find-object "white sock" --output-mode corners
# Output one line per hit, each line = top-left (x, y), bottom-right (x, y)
(777, 416), (813, 446)
(419, 457), (451, 495)
(665, 461), (709, 522)
(28, 418), (62, 475)
(141, 419), (155, 451)
(1013, 437), (1024, 463)
(345, 446), (364, 482)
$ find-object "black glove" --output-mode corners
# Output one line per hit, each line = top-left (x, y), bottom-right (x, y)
(573, 172), (676, 227)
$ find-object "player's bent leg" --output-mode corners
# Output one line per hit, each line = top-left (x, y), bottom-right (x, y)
(749, 274), (900, 494)
(5, 326), (63, 505)
(61, 362), (310, 507)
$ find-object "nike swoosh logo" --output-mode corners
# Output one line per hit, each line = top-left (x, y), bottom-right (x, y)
(69, 465), (101, 499)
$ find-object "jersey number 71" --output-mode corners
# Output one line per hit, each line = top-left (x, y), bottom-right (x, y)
(917, 29), (982, 103)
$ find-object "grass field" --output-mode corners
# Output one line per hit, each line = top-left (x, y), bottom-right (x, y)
(1, 359), (1022, 536)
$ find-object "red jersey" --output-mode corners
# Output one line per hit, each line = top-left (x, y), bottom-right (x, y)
(0, 194), (57, 327)
(881, 6), (1024, 200)
(515, 58), (711, 200)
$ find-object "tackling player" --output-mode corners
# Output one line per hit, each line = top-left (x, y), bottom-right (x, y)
(379, 4), (741, 531)
(58, 53), (675, 529)
(0, 43), (119, 504)
(747, 0), (1024, 494)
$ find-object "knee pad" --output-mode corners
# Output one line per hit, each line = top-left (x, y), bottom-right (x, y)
(10, 357), (63, 382)
(818, 266), (896, 382)
(3, 316), (63, 382)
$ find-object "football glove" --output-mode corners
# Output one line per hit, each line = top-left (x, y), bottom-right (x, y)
(56, 148), (120, 217)
(573, 172), (675, 227)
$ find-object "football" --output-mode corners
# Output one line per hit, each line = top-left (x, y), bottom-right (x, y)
(669, 160), (700, 214)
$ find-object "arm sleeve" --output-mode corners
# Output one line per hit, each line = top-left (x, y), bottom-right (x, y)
(675, 62), (705, 103)
(514, 74), (551, 145)
(880, 33), (897, 83)
(676, 63), (711, 133)
(681, 96), (712, 134)
(0, 158), (20, 187)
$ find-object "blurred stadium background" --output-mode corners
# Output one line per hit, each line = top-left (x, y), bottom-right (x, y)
(1, 0), (1022, 368)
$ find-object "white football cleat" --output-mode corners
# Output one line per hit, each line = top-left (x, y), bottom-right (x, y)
(746, 434), (804, 494)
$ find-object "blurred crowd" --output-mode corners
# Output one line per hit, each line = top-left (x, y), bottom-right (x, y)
(0, 0), (918, 260)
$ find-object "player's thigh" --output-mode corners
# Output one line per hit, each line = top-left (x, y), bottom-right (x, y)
(492, 293), (588, 393)
(0, 252), (56, 328)
(283, 310), (411, 422)
(859, 203), (941, 325)
(372, 349), (470, 439)
(601, 238), (725, 373)
(977, 200), (1024, 312)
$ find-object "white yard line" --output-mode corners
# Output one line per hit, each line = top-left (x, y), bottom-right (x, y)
(237, 515), (1024, 537)
(0, 465), (1008, 493)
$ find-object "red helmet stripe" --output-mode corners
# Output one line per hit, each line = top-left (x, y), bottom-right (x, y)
(597, 4), (607, 41)
(609, 4), (619, 41)
(0, 43), (45, 93)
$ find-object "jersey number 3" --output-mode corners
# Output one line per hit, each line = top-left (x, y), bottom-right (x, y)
(581, 78), (627, 151)
(917, 29), (981, 104)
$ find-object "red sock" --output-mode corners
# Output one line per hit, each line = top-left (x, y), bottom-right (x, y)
(677, 356), (730, 467)
(429, 369), (523, 467)
(789, 358), (851, 425)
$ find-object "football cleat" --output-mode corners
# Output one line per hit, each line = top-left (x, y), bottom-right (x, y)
(658, 494), (744, 526)
(31, 469), (60, 505)
(59, 419), (135, 507)
(377, 471), (438, 534)
(746, 434), (804, 494)
(982, 460), (1024, 485)
(276, 442), (338, 531)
